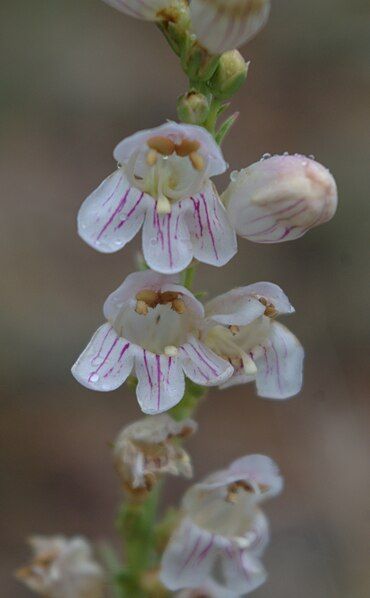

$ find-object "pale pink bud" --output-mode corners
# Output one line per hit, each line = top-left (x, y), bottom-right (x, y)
(224, 154), (338, 243)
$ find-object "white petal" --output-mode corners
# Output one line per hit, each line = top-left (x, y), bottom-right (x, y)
(206, 291), (264, 327)
(191, 0), (271, 54)
(221, 368), (255, 389)
(255, 322), (304, 399)
(78, 169), (149, 253)
(225, 155), (338, 243)
(229, 455), (283, 500)
(114, 122), (226, 177)
(103, 271), (178, 321)
(72, 324), (134, 391)
(102, 0), (170, 20)
(160, 519), (217, 591)
(142, 202), (194, 274)
(180, 337), (233, 386)
(221, 546), (267, 595)
(187, 182), (237, 268)
(135, 350), (185, 414)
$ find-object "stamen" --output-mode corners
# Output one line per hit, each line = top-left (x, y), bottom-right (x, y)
(241, 352), (258, 375)
(189, 151), (205, 171)
(172, 298), (186, 314)
(156, 195), (172, 214)
(136, 300), (149, 316)
(229, 325), (240, 335)
(226, 480), (254, 503)
(146, 149), (158, 166)
(259, 297), (278, 318)
(164, 345), (179, 357)
(147, 136), (175, 156)
(175, 139), (201, 157)
(160, 291), (179, 303)
(136, 290), (159, 308)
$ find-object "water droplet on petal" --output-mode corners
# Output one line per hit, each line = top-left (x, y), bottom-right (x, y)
(261, 153), (271, 161)
(308, 154), (316, 160)
(230, 170), (238, 182)
(90, 374), (100, 383)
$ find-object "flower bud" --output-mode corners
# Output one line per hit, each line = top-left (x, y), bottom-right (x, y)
(224, 154), (338, 243)
(210, 50), (249, 100)
(177, 91), (210, 125)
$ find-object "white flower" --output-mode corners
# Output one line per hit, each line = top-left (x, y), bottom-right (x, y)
(102, 0), (174, 20)
(203, 282), (304, 399)
(114, 414), (197, 495)
(160, 454), (282, 594)
(190, 0), (271, 54)
(16, 536), (104, 598)
(224, 154), (338, 243)
(78, 122), (237, 274)
(72, 270), (233, 414)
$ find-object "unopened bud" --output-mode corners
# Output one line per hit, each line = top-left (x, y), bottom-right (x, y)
(224, 154), (338, 243)
(177, 91), (210, 125)
(210, 50), (249, 100)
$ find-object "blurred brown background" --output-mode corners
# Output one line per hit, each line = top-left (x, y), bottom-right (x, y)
(1, 0), (369, 596)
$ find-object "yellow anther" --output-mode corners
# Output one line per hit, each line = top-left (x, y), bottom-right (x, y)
(160, 291), (179, 303)
(136, 289), (159, 308)
(147, 136), (176, 156)
(172, 298), (186, 314)
(259, 297), (277, 318)
(136, 300), (149, 316)
(229, 325), (240, 335)
(189, 151), (205, 171)
(175, 139), (201, 157)
(146, 149), (158, 166)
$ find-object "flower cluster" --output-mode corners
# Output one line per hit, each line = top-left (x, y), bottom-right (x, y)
(17, 1), (338, 597)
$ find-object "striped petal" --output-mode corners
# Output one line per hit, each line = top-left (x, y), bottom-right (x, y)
(78, 169), (149, 253)
(255, 322), (304, 399)
(191, 0), (271, 54)
(160, 519), (217, 591)
(224, 155), (338, 243)
(142, 202), (193, 274)
(180, 337), (233, 386)
(135, 350), (185, 414)
(102, 0), (171, 20)
(72, 324), (134, 391)
(221, 546), (267, 595)
(187, 182), (237, 268)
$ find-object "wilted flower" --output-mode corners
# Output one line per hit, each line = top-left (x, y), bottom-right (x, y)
(78, 122), (237, 274)
(224, 154), (338, 243)
(190, 0), (271, 54)
(160, 455), (282, 594)
(72, 270), (233, 414)
(114, 414), (197, 496)
(204, 282), (304, 398)
(16, 536), (104, 598)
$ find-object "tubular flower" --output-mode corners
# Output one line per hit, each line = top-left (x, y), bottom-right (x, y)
(72, 270), (233, 414)
(160, 455), (282, 594)
(102, 0), (174, 20)
(223, 154), (338, 243)
(203, 282), (304, 398)
(78, 122), (237, 274)
(15, 536), (104, 598)
(113, 414), (197, 496)
(190, 0), (271, 55)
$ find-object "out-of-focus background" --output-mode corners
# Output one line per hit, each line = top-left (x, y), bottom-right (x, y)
(1, 0), (369, 596)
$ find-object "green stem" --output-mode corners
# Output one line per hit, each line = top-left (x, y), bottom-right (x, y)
(116, 485), (161, 596)
(203, 98), (222, 137)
